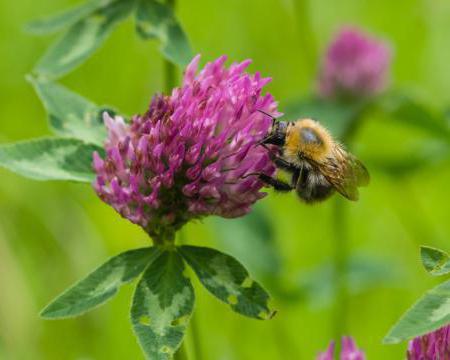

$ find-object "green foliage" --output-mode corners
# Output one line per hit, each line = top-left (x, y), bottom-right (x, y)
(0, 138), (102, 182)
(28, 77), (107, 146)
(283, 97), (368, 140)
(41, 247), (158, 319)
(131, 249), (194, 360)
(420, 246), (450, 276)
(28, 0), (192, 80)
(179, 245), (275, 320)
(34, 0), (137, 79)
(25, 0), (109, 35)
(384, 280), (450, 344)
(135, 0), (192, 67)
(5, 0), (450, 358)
(38, 242), (274, 360)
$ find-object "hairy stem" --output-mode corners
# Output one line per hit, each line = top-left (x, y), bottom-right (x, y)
(164, 0), (177, 94)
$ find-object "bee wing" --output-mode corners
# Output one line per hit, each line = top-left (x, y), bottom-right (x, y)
(320, 147), (370, 201)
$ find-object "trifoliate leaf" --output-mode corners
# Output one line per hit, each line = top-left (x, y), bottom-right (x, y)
(0, 137), (102, 182)
(179, 245), (275, 320)
(41, 247), (158, 319)
(131, 250), (194, 360)
(25, 0), (110, 35)
(28, 77), (107, 146)
(34, 0), (137, 79)
(135, 0), (192, 67)
(421, 246), (450, 276)
(384, 280), (450, 344)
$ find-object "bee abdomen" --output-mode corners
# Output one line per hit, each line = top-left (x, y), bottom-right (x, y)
(296, 170), (334, 203)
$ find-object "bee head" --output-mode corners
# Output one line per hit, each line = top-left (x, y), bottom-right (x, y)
(257, 110), (288, 147)
(263, 120), (288, 146)
(285, 119), (333, 161)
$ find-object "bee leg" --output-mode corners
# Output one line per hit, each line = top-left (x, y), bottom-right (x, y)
(272, 157), (299, 174)
(290, 168), (300, 188)
(258, 173), (294, 192)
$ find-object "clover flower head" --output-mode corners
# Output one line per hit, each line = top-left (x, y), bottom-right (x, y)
(407, 325), (450, 360)
(317, 26), (391, 99)
(93, 55), (278, 242)
(317, 337), (366, 360)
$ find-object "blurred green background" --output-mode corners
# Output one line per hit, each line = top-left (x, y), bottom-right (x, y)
(2, 0), (450, 359)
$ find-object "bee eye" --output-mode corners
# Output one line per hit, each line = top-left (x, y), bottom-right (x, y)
(300, 128), (322, 145)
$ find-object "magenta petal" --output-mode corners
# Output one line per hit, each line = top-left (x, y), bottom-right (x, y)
(317, 341), (335, 360)
(92, 55), (278, 235)
(407, 325), (450, 360)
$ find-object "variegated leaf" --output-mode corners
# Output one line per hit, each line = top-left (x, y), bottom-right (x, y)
(384, 280), (450, 344)
(135, 0), (192, 66)
(131, 249), (194, 360)
(179, 245), (275, 320)
(0, 137), (102, 182)
(28, 77), (109, 146)
(34, 0), (136, 79)
(41, 247), (158, 318)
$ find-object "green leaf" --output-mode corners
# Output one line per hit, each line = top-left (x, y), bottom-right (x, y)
(179, 245), (275, 320)
(34, 0), (136, 79)
(0, 137), (101, 182)
(380, 93), (450, 142)
(25, 0), (109, 35)
(41, 247), (158, 319)
(131, 250), (194, 360)
(282, 97), (368, 141)
(28, 77), (107, 146)
(211, 205), (282, 281)
(135, 0), (192, 66)
(384, 280), (450, 344)
(421, 246), (450, 276)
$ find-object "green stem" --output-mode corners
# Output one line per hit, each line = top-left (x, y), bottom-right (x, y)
(164, 0), (177, 94)
(177, 228), (202, 360)
(174, 341), (189, 360)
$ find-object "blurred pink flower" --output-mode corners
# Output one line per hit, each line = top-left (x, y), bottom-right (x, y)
(317, 26), (391, 99)
(317, 337), (366, 360)
(93, 55), (278, 242)
(407, 325), (450, 359)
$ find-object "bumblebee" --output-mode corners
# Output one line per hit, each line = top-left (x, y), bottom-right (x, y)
(258, 115), (370, 203)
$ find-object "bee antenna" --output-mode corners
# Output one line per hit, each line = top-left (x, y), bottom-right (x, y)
(256, 110), (279, 147)
(257, 109), (277, 121)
